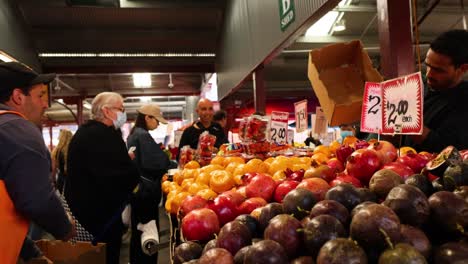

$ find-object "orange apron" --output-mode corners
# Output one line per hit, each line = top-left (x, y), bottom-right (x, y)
(0, 110), (29, 263)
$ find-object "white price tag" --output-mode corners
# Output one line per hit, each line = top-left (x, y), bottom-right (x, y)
(294, 100), (308, 133)
(361, 82), (382, 133)
(381, 72), (423, 134)
(270, 111), (289, 143)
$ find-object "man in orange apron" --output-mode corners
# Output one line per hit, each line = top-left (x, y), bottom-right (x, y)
(0, 62), (75, 263)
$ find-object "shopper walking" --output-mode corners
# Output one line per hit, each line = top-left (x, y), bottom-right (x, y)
(65, 92), (139, 264)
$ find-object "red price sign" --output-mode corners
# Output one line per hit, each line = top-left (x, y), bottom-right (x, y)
(270, 111), (289, 143)
(361, 82), (382, 133)
(381, 72), (423, 134)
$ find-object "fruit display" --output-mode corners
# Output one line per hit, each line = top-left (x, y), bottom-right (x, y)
(196, 131), (217, 166)
(165, 142), (468, 263)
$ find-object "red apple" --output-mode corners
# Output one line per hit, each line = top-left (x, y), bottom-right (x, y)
(367, 140), (397, 165)
(273, 180), (300, 203)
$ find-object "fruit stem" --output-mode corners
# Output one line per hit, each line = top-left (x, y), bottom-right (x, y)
(379, 228), (394, 249)
(296, 206), (310, 214)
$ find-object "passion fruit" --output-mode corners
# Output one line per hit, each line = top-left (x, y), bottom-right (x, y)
(369, 169), (403, 199)
(404, 174), (434, 197)
(425, 146), (462, 177)
(400, 224), (431, 259)
(316, 238), (367, 264)
(442, 161), (468, 191)
(378, 243), (427, 264)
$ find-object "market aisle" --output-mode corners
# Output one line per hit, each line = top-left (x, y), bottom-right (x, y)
(120, 206), (171, 264)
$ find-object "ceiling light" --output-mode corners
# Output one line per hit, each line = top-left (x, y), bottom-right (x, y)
(133, 73), (152, 88)
(0, 51), (17, 62)
(334, 19), (346, 31)
(38, 52), (215, 58)
(140, 97), (152, 103)
(305, 0), (351, 36)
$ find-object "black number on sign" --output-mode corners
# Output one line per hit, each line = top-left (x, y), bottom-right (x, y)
(278, 128), (286, 139)
(367, 95), (381, 114)
(387, 102), (397, 125)
(270, 128), (277, 141)
(397, 100), (408, 115)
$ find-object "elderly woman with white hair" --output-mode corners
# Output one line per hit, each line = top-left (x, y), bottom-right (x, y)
(65, 92), (139, 264)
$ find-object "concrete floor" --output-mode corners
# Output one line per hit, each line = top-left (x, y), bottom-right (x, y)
(120, 206), (172, 264)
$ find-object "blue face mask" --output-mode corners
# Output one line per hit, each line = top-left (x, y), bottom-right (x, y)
(113, 111), (127, 129)
(340, 130), (354, 139)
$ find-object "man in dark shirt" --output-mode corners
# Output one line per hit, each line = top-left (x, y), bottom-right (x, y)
(177, 98), (228, 159)
(408, 29), (468, 153)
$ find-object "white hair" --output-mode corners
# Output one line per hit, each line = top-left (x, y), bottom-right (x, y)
(91, 92), (123, 120)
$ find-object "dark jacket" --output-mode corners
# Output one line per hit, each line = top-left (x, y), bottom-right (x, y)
(1, 104), (71, 260)
(127, 127), (170, 181)
(177, 121), (228, 159)
(65, 120), (139, 235)
(410, 81), (468, 152)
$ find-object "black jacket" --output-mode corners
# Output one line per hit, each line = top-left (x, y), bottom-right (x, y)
(177, 121), (228, 159)
(65, 120), (139, 235)
(410, 81), (468, 153)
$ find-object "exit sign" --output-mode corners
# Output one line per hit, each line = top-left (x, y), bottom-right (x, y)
(279, 0), (296, 31)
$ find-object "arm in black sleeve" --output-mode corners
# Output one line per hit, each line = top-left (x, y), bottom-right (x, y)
(137, 132), (170, 172)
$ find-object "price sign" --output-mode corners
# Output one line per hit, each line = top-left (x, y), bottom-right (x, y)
(270, 111), (289, 143)
(361, 82), (382, 133)
(314, 107), (327, 136)
(294, 100), (308, 133)
(381, 72), (423, 134)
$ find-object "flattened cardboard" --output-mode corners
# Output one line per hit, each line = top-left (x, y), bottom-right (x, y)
(27, 240), (106, 264)
(308, 40), (383, 126)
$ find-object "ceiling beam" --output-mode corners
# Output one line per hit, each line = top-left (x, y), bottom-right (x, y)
(334, 5), (465, 15)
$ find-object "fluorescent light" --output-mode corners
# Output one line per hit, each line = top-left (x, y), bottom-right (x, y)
(0, 51), (17, 62)
(334, 19), (346, 31)
(139, 97), (152, 103)
(305, 0), (351, 36)
(133, 73), (152, 88)
(83, 101), (92, 110)
(38, 52), (215, 58)
(305, 11), (339, 36)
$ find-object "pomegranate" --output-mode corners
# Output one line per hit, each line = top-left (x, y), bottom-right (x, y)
(241, 172), (258, 185)
(382, 162), (414, 180)
(206, 195), (239, 226)
(346, 149), (381, 185)
(218, 190), (246, 206)
(304, 164), (335, 183)
(396, 152), (429, 174)
(367, 140), (397, 165)
(327, 158), (345, 174)
(237, 197), (267, 215)
(354, 140), (370, 150)
(287, 169), (305, 182)
(181, 208), (220, 242)
(245, 173), (276, 201)
(336, 145), (354, 164)
(330, 175), (362, 188)
(179, 195), (208, 218)
(273, 180), (300, 203)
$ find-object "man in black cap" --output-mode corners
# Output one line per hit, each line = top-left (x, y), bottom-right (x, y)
(0, 62), (75, 262)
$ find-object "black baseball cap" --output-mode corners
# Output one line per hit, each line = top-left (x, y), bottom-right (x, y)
(0, 62), (56, 92)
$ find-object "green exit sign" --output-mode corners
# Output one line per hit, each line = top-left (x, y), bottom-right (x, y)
(279, 0), (296, 31)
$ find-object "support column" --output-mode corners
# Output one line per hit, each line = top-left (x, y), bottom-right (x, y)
(77, 97), (84, 125)
(377, 0), (415, 79)
(253, 65), (266, 114)
(185, 95), (200, 123)
(49, 125), (53, 151)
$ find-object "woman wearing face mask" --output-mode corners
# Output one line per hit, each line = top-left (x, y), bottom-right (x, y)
(339, 124), (356, 142)
(126, 104), (171, 264)
(65, 92), (139, 264)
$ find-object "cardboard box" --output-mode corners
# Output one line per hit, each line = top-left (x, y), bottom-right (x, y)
(308, 40), (383, 126)
(26, 240), (106, 264)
